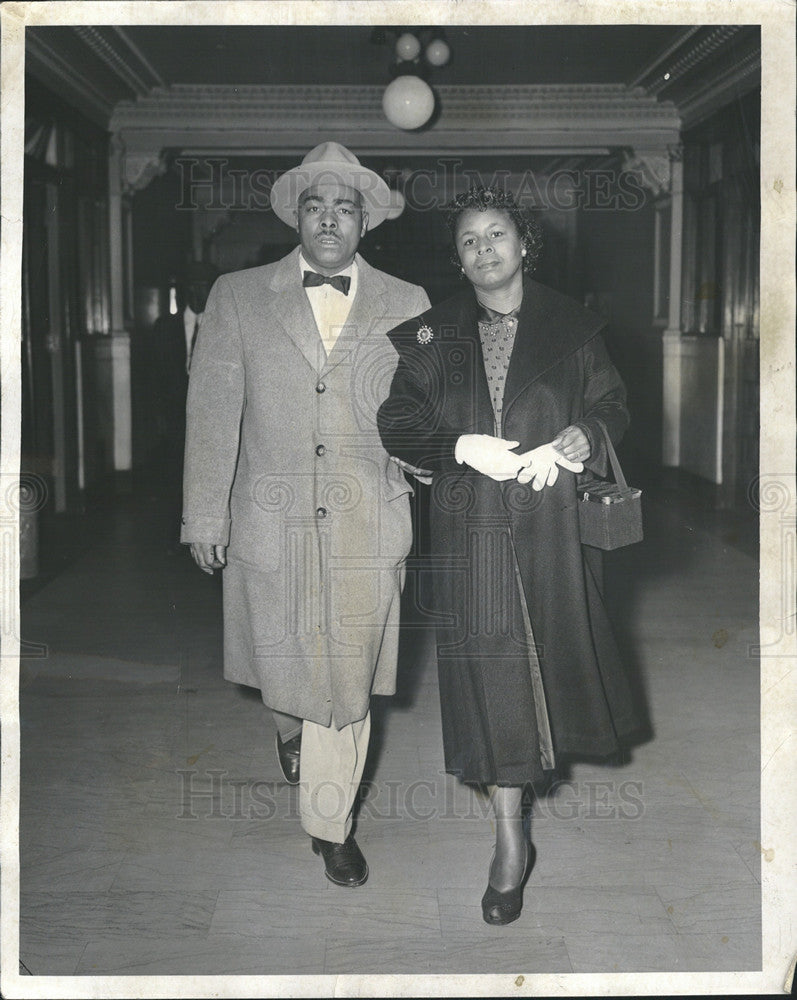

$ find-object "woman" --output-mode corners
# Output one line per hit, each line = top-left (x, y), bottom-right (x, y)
(377, 187), (643, 925)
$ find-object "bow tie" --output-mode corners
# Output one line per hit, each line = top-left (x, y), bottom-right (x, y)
(303, 270), (351, 295)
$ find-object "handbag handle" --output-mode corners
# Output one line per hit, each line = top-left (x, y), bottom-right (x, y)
(593, 418), (629, 491)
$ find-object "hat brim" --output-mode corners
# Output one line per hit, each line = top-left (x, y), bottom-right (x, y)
(270, 160), (393, 229)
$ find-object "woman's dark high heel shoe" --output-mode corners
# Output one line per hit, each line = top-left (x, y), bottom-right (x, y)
(481, 840), (533, 926)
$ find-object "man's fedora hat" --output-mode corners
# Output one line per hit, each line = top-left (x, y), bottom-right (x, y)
(270, 141), (395, 230)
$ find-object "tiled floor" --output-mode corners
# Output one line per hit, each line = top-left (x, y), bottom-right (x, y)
(15, 480), (761, 977)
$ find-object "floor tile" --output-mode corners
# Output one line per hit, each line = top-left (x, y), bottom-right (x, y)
(323, 931), (572, 974)
(210, 887), (440, 939)
(19, 845), (128, 893)
(655, 881), (763, 936)
(20, 890), (217, 946)
(75, 933), (328, 975)
(15, 486), (764, 978)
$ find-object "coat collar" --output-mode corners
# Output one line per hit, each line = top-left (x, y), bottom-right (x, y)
(266, 246), (388, 374)
(501, 277), (605, 416)
(408, 279), (605, 432)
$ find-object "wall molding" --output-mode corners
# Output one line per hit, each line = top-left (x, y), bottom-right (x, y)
(630, 24), (760, 130)
(642, 26), (742, 96)
(679, 50), (761, 128)
(109, 83), (682, 158)
(72, 26), (164, 97)
(25, 31), (118, 126)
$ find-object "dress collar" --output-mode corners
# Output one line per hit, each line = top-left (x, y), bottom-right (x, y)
(477, 300), (521, 325)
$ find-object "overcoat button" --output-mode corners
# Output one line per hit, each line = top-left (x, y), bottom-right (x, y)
(316, 382), (326, 393)
(315, 444), (326, 456)
(316, 507), (327, 518)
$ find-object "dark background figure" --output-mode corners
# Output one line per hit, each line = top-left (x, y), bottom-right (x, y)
(150, 259), (219, 549)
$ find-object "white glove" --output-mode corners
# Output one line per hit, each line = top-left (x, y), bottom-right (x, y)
(516, 442), (584, 490)
(455, 434), (522, 482)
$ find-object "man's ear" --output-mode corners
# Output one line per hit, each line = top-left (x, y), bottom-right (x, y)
(361, 210), (369, 236)
(293, 208), (300, 232)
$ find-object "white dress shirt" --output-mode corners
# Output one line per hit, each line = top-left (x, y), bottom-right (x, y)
(299, 252), (359, 357)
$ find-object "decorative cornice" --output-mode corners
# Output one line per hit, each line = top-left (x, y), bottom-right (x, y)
(111, 83), (680, 124)
(72, 26), (164, 97)
(629, 27), (703, 88)
(631, 24), (760, 125)
(109, 83), (681, 156)
(25, 30), (117, 126)
(622, 143), (685, 196)
(122, 150), (168, 192)
(679, 50), (761, 129)
(623, 150), (672, 197)
(644, 26), (741, 96)
(25, 25), (165, 127)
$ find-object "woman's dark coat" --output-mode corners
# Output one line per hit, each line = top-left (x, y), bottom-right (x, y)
(377, 278), (643, 784)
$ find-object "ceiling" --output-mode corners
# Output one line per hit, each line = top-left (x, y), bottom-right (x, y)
(26, 23), (761, 129)
(119, 25), (681, 87)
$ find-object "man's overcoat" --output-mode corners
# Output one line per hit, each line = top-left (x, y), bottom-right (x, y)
(182, 247), (430, 727)
(378, 278), (644, 783)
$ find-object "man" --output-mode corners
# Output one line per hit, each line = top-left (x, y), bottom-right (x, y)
(181, 142), (430, 887)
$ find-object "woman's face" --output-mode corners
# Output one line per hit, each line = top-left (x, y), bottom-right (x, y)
(454, 208), (524, 293)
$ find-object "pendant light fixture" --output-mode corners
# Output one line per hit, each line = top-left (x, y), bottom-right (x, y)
(371, 28), (451, 131)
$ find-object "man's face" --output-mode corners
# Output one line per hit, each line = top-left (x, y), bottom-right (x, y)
(295, 179), (367, 275)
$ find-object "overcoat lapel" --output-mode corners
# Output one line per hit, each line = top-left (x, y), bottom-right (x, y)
(322, 256), (388, 375)
(502, 278), (605, 420)
(265, 247), (327, 373)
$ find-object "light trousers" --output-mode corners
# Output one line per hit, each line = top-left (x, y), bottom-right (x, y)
(272, 708), (371, 844)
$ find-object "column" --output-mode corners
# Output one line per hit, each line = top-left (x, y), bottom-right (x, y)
(97, 135), (133, 479)
(661, 147), (684, 467)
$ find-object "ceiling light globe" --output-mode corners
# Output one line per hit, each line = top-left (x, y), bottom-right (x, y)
(395, 32), (422, 61)
(382, 75), (435, 130)
(425, 39), (451, 66)
(386, 190), (406, 220)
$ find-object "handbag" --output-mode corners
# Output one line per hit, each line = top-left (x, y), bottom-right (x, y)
(577, 421), (643, 550)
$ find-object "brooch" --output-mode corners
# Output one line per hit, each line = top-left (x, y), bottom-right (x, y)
(416, 324), (434, 345)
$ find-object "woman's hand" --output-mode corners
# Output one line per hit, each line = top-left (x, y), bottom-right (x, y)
(551, 425), (591, 465)
(516, 443), (583, 490)
(455, 434), (522, 481)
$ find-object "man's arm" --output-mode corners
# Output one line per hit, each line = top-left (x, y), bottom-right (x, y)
(181, 275), (245, 566)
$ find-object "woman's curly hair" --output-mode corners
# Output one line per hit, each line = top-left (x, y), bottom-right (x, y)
(443, 186), (543, 275)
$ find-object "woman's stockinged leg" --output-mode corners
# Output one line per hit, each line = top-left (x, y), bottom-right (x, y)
(488, 784), (527, 891)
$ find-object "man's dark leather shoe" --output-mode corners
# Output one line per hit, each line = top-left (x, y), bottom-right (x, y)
(275, 731), (301, 785)
(311, 834), (369, 887)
